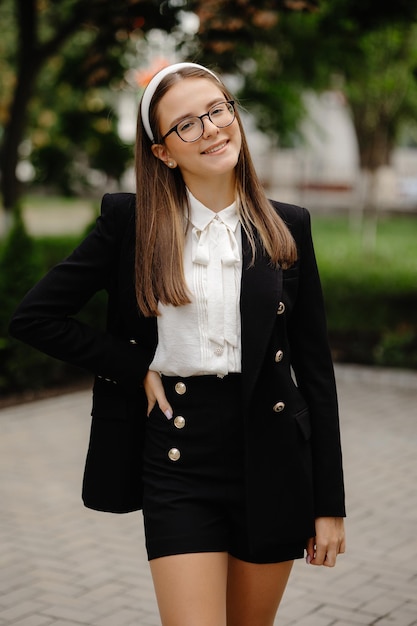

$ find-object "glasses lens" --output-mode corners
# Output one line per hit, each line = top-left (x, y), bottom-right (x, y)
(177, 117), (202, 142)
(209, 102), (235, 128)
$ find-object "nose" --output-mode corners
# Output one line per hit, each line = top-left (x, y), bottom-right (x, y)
(201, 114), (219, 137)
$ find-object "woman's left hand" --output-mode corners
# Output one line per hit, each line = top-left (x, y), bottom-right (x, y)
(306, 517), (346, 567)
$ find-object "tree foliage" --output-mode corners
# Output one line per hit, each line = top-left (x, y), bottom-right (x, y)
(3, 0), (417, 212)
(189, 0), (318, 71)
(193, 0), (417, 171)
(342, 24), (417, 169)
(0, 0), (182, 210)
(304, 0), (417, 170)
(0, 0), (323, 211)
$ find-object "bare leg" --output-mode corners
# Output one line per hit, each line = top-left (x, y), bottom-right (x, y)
(149, 552), (229, 626)
(226, 555), (294, 626)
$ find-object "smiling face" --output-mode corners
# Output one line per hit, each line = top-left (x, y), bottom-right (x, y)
(151, 77), (242, 194)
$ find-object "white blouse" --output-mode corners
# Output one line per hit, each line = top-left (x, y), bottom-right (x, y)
(149, 190), (242, 378)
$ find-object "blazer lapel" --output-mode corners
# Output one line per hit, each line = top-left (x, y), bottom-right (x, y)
(240, 229), (283, 407)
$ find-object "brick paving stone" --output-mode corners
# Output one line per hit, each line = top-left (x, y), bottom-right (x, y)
(284, 614), (334, 626)
(40, 602), (98, 623)
(374, 617), (417, 626)
(1, 365), (417, 626)
(0, 587), (40, 608)
(0, 603), (47, 623)
(92, 607), (142, 626)
(332, 622), (376, 626)
(359, 592), (410, 617)
(7, 618), (52, 626)
(321, 607), (377, 625)
(33, 580), (86, 598)
(279, 596), (324, 622)
(48, 622), (90, 626)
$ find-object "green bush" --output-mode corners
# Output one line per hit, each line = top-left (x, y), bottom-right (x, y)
(0, 217), (100, 394)
(0, 210), (55, 392)
(314, 215), (417, 369)
(374, 325), (417, 369)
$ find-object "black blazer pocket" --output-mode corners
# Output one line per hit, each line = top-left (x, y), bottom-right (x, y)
(91, 376), (147, 421)
(91, 391), (129, 421)
(294, 407), (312, 441)
(148, 404), (167, 419)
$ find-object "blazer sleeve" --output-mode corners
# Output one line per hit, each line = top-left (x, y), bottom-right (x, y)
(287, 208), (346, 518)
(8, 193), (154, 391)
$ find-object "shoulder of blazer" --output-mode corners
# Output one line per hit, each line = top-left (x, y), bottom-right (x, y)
(101, 192), (136, 228)
(268, 198), (310, 243)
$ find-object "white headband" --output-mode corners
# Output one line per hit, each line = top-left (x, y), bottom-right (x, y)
(140, 62), (220, 142)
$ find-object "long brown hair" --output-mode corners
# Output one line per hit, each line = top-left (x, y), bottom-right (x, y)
(135, 66), (297, 317)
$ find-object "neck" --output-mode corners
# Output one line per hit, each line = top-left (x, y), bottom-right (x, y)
(185, 174), (236, 212)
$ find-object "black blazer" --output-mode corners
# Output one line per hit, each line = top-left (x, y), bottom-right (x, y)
(9, 192), (345, 551)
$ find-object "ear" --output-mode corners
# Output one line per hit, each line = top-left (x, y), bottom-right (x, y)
(151, 143), (177, 168)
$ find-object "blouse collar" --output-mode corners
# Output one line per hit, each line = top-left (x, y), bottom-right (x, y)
(186, 188), (239, 233)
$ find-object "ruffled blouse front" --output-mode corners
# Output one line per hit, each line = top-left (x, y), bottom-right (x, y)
(149, 190), (242, 377)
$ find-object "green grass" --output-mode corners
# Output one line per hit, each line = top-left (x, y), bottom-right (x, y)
(309, 214), (417, 366)
(35, 234), (84, 271)
(312, 214), (417, 293)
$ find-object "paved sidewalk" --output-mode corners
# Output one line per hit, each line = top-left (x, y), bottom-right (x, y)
(1, 365), (416, 626)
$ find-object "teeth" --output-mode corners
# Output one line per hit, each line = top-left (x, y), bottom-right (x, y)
(205, 142), (226, 154)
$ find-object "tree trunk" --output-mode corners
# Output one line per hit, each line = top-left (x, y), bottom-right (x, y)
(349, 114), (394, 250)
(353, 115), (394, 172)
(0, 65), (39, 210)
(0, 0), (39, 211)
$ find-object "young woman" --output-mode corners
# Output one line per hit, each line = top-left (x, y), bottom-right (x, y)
(9, 62), (346, 626)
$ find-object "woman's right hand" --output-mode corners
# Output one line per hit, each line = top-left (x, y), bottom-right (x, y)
(143, 370), (173, 419)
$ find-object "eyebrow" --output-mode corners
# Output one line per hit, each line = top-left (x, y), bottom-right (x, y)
(168, 98), (226, 128)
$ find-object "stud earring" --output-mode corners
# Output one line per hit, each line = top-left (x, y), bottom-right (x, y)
(167, 161), (175, 168)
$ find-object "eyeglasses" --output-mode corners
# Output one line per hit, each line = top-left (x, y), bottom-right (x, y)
(160, 100), (236, 143)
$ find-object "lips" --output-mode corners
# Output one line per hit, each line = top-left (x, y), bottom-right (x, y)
(202, 140), (228, 154)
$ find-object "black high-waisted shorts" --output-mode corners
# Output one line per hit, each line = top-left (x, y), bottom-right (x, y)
(142, 374), (305, 564)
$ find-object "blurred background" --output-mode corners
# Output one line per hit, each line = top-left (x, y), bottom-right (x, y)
(1, 0), (416, 400)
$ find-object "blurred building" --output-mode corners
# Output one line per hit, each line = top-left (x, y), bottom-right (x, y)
(250, 90), (417, 213)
